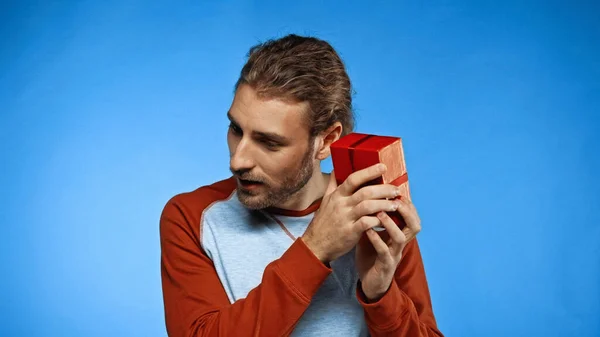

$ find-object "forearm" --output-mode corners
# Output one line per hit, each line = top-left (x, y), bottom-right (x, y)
(357, 238), (444, 337)
(163, 239), (331, 337)
(357, 279), (444, 337)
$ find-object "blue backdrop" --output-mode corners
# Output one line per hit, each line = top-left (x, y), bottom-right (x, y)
(2, 1), (598, 336)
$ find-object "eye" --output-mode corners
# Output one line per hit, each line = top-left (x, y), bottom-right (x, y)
(228, 123), (242, 135)
(261, 139), (281, 151)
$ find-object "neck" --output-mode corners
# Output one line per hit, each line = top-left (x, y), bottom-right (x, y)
(273, 168), (330, 212)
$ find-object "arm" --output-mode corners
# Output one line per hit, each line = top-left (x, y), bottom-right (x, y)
(356, 239), (444, 337)
(160, 198), (332, 337)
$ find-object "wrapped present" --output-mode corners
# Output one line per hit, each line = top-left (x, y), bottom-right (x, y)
(330, 132), (411, 229)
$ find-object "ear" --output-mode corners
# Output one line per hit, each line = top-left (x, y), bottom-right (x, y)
(315, 122), (343, 160)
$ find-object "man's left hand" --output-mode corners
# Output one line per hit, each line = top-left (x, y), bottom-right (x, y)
(355, 196), (422, 302)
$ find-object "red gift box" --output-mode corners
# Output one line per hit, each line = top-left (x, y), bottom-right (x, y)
(330, 132), (411, 229)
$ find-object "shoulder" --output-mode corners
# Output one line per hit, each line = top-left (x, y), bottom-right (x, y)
(160, 176), (237, 242)
(163, 176), (237, 214)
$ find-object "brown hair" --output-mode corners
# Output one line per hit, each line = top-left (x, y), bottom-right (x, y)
(235, 34), (355, 138)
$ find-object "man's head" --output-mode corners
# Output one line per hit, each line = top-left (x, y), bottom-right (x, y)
(227, 34), (354, 210)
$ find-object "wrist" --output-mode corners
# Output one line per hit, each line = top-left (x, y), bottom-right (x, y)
(360, 281), (391, 303)
(300, 234), (330, 265)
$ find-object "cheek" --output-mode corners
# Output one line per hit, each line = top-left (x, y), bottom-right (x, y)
(265, 151), (303, 179)
(258, 155), (280, 175)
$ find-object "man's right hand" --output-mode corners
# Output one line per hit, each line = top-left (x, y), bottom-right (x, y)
(301, 163), (402, 264)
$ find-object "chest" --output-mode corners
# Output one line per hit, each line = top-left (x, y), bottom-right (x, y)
(201, 207), (369, 336)
(204, 210), (364, 297)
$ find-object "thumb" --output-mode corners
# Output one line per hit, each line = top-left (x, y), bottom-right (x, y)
(325, 170), (338, 197)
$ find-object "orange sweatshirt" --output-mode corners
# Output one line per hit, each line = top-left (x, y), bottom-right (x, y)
(160, 177), (443, 337)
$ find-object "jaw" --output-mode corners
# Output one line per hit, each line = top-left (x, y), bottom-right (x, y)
(236, 151), (324, 211)
(267, 163), (328, 211)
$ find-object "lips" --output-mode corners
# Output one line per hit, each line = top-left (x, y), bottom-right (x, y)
(240, 179), (260, 184)
(238, 178), (264, 189)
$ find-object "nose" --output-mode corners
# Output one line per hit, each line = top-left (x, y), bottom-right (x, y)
(229, 137), (255, 174)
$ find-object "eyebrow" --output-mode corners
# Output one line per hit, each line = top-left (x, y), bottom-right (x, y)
(227, 111), (291, 145)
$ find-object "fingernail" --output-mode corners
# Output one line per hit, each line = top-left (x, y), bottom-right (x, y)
(389, 203), (398, 211)
(379, 164), (386, 172)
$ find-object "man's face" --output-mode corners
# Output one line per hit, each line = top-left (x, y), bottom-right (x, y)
(227, 84), (316, 210)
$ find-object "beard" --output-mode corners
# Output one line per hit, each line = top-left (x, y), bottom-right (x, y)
(234, 144), (315, 210)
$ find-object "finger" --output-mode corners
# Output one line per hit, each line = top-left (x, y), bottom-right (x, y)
(398, 197), (420, 226)
(366, 229), (394, 265)
(324, 170), (338, 197)
(353, 199), (398, 218)
(350, 183), (401, 205)
(338, 163), (386, 196)
(353, 215), (382, 232)
(400, 196), (418, 213)
(396, 199), (421, 240)
(377, 211), (407, 256)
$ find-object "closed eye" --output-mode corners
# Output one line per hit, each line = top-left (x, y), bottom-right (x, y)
(228, 122), (242, 135)
(260, 139), (281, 150)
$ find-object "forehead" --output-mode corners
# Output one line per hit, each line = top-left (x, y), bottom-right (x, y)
(228, 84), (311, 141)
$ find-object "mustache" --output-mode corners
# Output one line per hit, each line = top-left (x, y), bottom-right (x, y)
(230, 168), (266, 184)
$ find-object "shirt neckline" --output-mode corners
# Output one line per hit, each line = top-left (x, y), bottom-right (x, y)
(264, 197), (323, 217)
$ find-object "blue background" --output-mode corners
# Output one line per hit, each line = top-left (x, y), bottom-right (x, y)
(2, 1), (599, 336)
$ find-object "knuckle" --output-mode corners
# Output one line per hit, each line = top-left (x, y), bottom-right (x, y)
(362, 200), (375, 214)
(411, 216), (421, 229)
(357, 218), (365, 230)
(398, 235), (407, 245)
(359, 217), (372, 230)
(355, 203), (366, 216)
(359, 187), (372, 200)
(347, 175), (358, 188)
(353, 189), (365, 202)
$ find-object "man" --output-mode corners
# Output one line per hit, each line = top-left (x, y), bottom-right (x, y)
(160, 34), (443, 337)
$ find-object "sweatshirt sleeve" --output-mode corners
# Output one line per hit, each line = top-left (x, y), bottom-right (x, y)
(160, 195), (332, 337)
(356, 238), (444, 337)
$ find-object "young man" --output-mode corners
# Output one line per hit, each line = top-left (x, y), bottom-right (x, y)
(160, 34), (444, 337)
